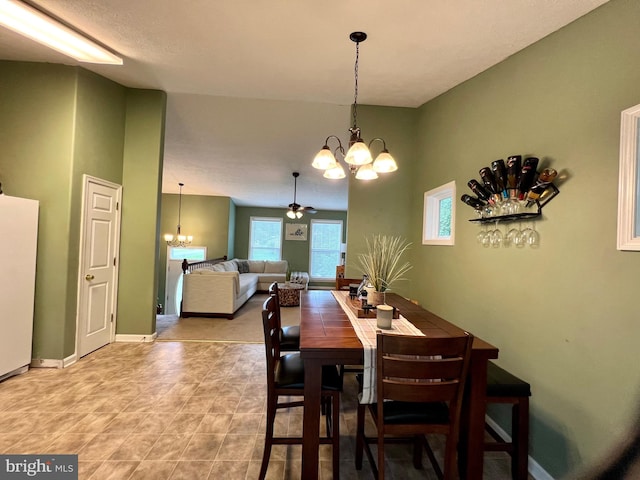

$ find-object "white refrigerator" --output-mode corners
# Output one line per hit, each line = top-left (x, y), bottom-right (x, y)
(0, 194), (39, 380)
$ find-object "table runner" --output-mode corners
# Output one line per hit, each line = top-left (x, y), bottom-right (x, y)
(331, 290), (424, 403)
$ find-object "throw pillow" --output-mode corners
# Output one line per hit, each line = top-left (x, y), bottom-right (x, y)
(221, 261), (238, 272)
(236, 260), (250, 274)
(264, 260), (287, 273)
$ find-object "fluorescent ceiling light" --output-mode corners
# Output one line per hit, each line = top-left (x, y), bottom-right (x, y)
(0, 0), (122, 65)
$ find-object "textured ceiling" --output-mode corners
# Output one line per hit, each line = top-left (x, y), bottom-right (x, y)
(0, 0), (609, 210)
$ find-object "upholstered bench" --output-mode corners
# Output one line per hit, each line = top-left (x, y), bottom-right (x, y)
(289, 271), (309, 290)
(485, 361), (531, 480)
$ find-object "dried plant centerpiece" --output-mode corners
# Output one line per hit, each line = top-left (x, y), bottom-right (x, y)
(357, 234), (412, 306)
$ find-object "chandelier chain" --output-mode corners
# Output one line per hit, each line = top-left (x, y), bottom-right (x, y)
(352, 40), (359, 129)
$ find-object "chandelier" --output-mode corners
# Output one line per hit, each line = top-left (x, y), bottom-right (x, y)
(312, 32), (398, 180)
(164, 183), (193, 247)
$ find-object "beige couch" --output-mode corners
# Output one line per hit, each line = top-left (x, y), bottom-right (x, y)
(180, 258), (288, 318)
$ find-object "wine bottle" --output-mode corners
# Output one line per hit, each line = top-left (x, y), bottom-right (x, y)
(491, 159), (508, 198)
(517, 157), (539, 200)
(506, 155), (522, 199)
(467, 179), (494, 205)
(479, 167), (502, 204)
(525, 168), (557, 206)
(461, 194), (486, 210)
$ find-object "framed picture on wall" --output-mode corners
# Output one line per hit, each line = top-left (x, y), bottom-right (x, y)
(617, 103), (640, 250)
(285, 223), (308, 241)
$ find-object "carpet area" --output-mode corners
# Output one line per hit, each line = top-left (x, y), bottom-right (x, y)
(155, 293), (300, 342)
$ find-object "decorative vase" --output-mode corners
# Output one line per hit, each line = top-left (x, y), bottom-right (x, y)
(369, 290), (385, 307)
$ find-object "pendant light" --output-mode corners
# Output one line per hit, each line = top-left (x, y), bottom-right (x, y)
(164, 183), (193, 247)
(312, 32), (398, 180)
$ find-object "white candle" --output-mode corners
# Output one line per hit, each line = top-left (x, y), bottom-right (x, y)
(376, 304), (393, 329)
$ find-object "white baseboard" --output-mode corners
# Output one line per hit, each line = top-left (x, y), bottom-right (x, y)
(63, 353), (77, 368)
(31, 358), (63, 368)
(115, 332), (157, 343)
(485, 415), (555, 480)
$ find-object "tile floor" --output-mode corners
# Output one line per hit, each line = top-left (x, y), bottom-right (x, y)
(0, 341), (523, 479)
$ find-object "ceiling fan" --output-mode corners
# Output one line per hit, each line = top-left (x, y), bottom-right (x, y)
(287, 172), (317, 219)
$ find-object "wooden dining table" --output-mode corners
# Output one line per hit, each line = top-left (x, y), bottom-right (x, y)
(299, 290), (499, 480)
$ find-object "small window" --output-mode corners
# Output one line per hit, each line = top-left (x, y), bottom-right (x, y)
(310, 219), (343, 279)
(249, 217), (283, 260)
(168, 246), (206, 262)
(422, 181), (456, 246)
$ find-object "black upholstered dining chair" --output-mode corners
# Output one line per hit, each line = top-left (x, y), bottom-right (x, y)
(268, 281), (300, 351)
(355, 331), (474, 480)
(259, 295), (342, 480)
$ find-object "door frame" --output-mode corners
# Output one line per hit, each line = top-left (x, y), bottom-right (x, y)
(74, 175), (122, 360)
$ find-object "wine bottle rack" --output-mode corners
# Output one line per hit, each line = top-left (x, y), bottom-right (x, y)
(468, 183), (559, 224)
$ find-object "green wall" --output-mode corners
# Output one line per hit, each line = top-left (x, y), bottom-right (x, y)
(407, 0), (640, 476)
(235, 206), (347, 285)
(157, 193), (232, 305)
(0, 61), (165, 357)
(117, 89), (167, 335)
(344, 105), (418, 299)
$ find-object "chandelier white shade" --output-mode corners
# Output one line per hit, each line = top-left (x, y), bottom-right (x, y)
(0, 0), (123, 64)
(312, 32), (398, 181)
(164, 183), (192, 247)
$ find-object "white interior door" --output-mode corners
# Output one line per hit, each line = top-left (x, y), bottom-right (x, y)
(165, 246), (207, 314)
(77, 176), (121, 357)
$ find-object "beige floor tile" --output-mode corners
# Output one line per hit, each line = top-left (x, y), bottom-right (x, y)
(108, 433), (159, 460)
(78, 433), (129, 461)
(145, 433), (192, 460)
(227, 413), (262, 434)
(68, 412), (118, 433)
(128, 460), (177, 480)
(135, 413), (177, 434)
(88, 460), (139, 480)
(165, 413), (205, 434)
(78, 460), (104, 479)
(169, 460), (213, 480)
(207, 460), (250, 480)
(9, 433), (62, 454)
(44, 432), (97, 454)
(215, 434), (257, 461)
(180, 433), (225, 461)
(196, 414), (233, 434)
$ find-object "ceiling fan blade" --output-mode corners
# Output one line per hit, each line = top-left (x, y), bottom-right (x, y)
(301, 206), (317, 214)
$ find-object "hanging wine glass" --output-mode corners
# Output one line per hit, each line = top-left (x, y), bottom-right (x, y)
(525, 223), (540, 247)
(477, 223), (489, 245)
(514, 222), (526, 248)
(489, 222), (503, 248)
(505, 227), (521, 248)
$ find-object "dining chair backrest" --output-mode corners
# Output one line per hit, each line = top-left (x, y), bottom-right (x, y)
(376, 331), (473, 414)
(262, 295), (281, 379)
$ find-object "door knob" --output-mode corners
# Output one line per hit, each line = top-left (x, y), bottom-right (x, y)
(85, 274), (95, 281)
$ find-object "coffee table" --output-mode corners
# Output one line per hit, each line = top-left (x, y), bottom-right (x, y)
(277, 282), (305, 307)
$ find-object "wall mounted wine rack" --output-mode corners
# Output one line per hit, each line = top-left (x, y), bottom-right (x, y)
(463, 155), (561, 225)
(469, 184), (560, 224)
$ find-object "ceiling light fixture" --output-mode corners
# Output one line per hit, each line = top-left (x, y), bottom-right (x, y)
(164, 183), (193, 247)
(312, 32), (398, 181)
(0, 0), (123, 65)
(286, 172), (316, 219)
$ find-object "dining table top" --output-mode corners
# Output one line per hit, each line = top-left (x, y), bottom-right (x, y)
(299, 289), (498, 358)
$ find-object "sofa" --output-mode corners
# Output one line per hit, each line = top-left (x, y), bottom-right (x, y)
(180, 258), (288, 318)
